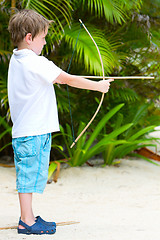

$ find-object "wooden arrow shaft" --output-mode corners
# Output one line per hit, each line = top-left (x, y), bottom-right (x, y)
(77, 76), (154, 79)
(0, 221), (80, 230)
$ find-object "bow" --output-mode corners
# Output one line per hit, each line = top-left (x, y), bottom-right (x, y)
(70, 19), (105, 148)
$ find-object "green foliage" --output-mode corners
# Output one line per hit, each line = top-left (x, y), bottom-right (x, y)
(0, 116), (12, 152)
(101, 102), (160, 165)
(48, 161), (57, 179)
(0, 0), (160, 162)
(50, 102), (160, 172)
(103, 126), (158, 166)
(50, 104), (125, 167)
(54, 85), (76, 114)
(82, 0), (142, 24)
(22, 0), (72, 45)
(64, 23), (121, 75)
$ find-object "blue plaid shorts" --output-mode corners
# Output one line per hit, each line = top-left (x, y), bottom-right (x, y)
(12, 133), (51, 193)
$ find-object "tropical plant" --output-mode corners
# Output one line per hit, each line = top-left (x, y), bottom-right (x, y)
(49, 102), (160, 180)
(0, 0), (160, 159)
(101, 102), (160, 165)
(102, 125), (159, 166)
(0, 116), (12, 152)
(112, 0), (160, 105)
(49, 104), (126, 168)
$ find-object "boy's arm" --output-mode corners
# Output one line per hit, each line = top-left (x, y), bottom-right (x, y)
(53, 71), (114, 93)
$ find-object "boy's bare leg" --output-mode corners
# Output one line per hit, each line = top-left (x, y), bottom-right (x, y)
(18, 193), (35, 229)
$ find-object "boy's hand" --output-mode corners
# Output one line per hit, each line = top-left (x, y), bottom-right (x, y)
(97, 78), (114, 93)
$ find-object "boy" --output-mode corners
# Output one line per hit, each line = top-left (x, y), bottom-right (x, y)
(8, 9), (114, 235)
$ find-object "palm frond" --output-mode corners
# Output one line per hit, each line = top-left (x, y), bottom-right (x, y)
(54, 85), (76, 114)
(22, 0), (72, 43)
(82, 0), (142, 24)
(109, 87), (139, 103)
(151, 27), (160, 48)
(0, 76), (8, 110)
(0, 50), (12, 63)
(64, 23), (120, 75)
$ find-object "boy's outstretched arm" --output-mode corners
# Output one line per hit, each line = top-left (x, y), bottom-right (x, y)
(53, 71), (114, 93)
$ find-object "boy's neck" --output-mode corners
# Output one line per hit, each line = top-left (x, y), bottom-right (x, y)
(18, 41), (31, 51)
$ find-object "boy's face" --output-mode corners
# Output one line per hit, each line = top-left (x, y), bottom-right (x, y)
(30, 28), (48, 55)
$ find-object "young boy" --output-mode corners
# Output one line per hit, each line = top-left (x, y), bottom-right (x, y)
(8, 9), (114, 235)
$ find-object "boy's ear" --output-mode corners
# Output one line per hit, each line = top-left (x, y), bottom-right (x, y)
(25, 33), (33, 44)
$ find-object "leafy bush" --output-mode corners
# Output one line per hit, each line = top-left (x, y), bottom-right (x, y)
(0, 116), (12, 152)
(49, 102), (160, 182)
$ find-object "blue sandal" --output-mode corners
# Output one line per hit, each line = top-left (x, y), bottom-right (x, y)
(18, 217), (56, 235)
(36, 216), (56, 227)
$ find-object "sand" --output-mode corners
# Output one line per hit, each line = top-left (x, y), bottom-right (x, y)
(0, 158), (160, 240)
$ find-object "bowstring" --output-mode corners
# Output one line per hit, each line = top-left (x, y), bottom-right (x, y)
(66, 23), (82, 143)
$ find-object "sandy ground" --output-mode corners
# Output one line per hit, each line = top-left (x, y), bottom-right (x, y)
(0, 158), (160, 240)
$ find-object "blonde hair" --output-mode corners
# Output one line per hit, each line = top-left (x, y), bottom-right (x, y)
(8, 9), (52, 46)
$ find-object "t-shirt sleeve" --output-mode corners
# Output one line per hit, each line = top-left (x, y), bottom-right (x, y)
(31, 56), (62, 84)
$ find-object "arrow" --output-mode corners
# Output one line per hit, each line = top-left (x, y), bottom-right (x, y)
(76, 76), (154, 80)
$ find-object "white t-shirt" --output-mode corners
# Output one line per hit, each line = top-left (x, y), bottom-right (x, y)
(8, 49), (62, 138)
